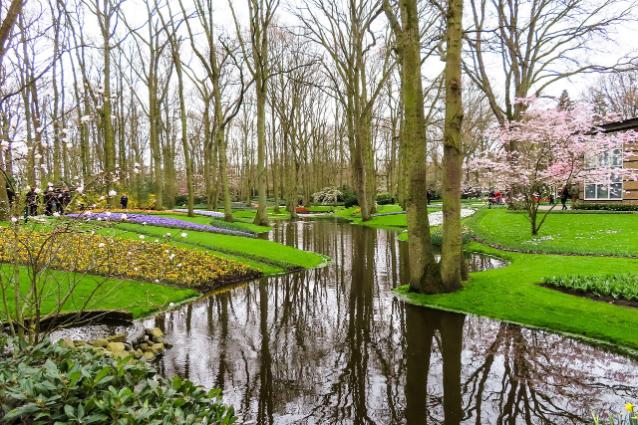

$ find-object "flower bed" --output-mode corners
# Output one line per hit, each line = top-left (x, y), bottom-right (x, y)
(0, 229), (257, 290)
(67, 213), (255, 237)
(543, 273), (638, 305)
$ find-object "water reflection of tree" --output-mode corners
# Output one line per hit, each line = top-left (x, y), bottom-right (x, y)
(404, 305), (464, 425)
(460, 321), (638, 424)
(152, 220), (638, 425)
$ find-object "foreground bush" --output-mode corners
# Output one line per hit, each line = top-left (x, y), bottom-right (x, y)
(0, 228), (254, 289)
(0, 337), (235, 424)
(543, 274), (638, 302)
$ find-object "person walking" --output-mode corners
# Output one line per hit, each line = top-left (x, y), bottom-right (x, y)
(120, 194), (129, 209)
(44, 188), (57, 216)
(560, 185), (569, 210)
(26, 187), (38, 216)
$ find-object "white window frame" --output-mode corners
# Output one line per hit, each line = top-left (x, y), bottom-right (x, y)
(584, 146), (624, 201)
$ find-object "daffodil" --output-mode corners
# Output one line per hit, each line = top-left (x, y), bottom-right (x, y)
(625, 402), (634, 413)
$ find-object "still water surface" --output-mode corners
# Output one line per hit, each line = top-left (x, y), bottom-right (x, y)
(60, 219), (638, 424)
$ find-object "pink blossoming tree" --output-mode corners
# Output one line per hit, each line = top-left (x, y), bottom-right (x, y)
(472, 98), (637, 235)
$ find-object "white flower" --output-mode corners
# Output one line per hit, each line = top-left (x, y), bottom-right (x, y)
(108, 190), (117, 197)
(0, 141), (9, 150)
(142, 222), (147, 226)
(34, 188), (41, 194)
(134, 267), (139, 271)
(53, 212), (60, 217)
(97, 217), (102, 221)
(76, 186), (84, 194)
(139, 234), (145, 240)
(86, 211), (92, 216)
(177, 263), (182, 268)
(121, 214), (128, 220)
(10, 217), (18, 223)
(154, 279), (160, 283)
(169, 254), (175, 260)
(105, 211), (112, 217)
(154, 239), (159, 243)
(164, 233), (172, 238)
(180, 232), (187, 238)
(98, 243), (105, 248)
(80, 115), (92, 123)
(47, 182), (53, 187)
(99, 196), (105, 201)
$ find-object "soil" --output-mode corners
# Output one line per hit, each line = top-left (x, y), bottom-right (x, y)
(541, 284), (638, 308)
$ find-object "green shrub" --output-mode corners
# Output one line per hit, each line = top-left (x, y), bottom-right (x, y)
(375, 192), (395, 205)
(339, 186), (358, 208)
(0, 337), (235, 424)
(543, 274), (638, 302)
(175, 194), (208, 207)
(573, 202), (638, 212)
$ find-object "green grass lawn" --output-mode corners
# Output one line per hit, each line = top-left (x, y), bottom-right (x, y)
(230, 207), (290, 221)
(105, 222), (327, 274)
(467, 208), (638, 257)
(397, 242), (638, 353)
(0, 265), (198, 319)
(1, 210), (327, 321)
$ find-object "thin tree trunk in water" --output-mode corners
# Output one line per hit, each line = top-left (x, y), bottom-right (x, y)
(172, 41), (194, 216)
(217, 127), (233, 222)
(441, 0), (464, 292)
(385, 0), (442, 293)
(254, 78), (269, 226)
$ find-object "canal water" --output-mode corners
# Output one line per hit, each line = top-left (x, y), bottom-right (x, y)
(60, 219), (638, 424)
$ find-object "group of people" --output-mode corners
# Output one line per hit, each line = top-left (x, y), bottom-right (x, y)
(488, 185), (575, 210)
(24, 186), (72, 216)
(487, 190), (504, 207)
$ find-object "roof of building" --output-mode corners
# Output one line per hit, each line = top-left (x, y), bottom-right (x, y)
(601, 117), (638, 133)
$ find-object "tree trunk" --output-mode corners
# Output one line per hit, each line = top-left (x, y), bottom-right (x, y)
(440, 0), (464, 292)
(386, 0), (442, 293)
(254, 77), (269, 226)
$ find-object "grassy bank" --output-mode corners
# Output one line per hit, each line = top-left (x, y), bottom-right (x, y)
(1, 211), (326, 322)
(0, 264), (198, 319)
(107, 222), (326, 275)
(395, 208), (638, 352)
(397, 242), (638, 353)
(466, 208), (638, 257)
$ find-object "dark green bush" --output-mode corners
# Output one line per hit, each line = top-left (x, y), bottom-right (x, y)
(339, 186), (358, 208)
(175, 194), (208, 207)
(375, 192), (395, 205)
(543, 274), (638, 302)
(573, 202), (638, 212)
(0, 337), (235, 424)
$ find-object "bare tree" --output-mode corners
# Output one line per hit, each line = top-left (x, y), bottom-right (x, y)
(465, 0), (636, 125)
(230, 0), (280, 226)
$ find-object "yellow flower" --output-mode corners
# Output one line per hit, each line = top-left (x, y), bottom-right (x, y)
(625, 402), (634, 413)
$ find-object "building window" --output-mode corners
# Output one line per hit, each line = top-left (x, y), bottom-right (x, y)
(583, 143), (623, 201)
(585, 174), (623, 200)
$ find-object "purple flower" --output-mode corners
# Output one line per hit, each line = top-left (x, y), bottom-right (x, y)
(66, 213), (255, 238)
